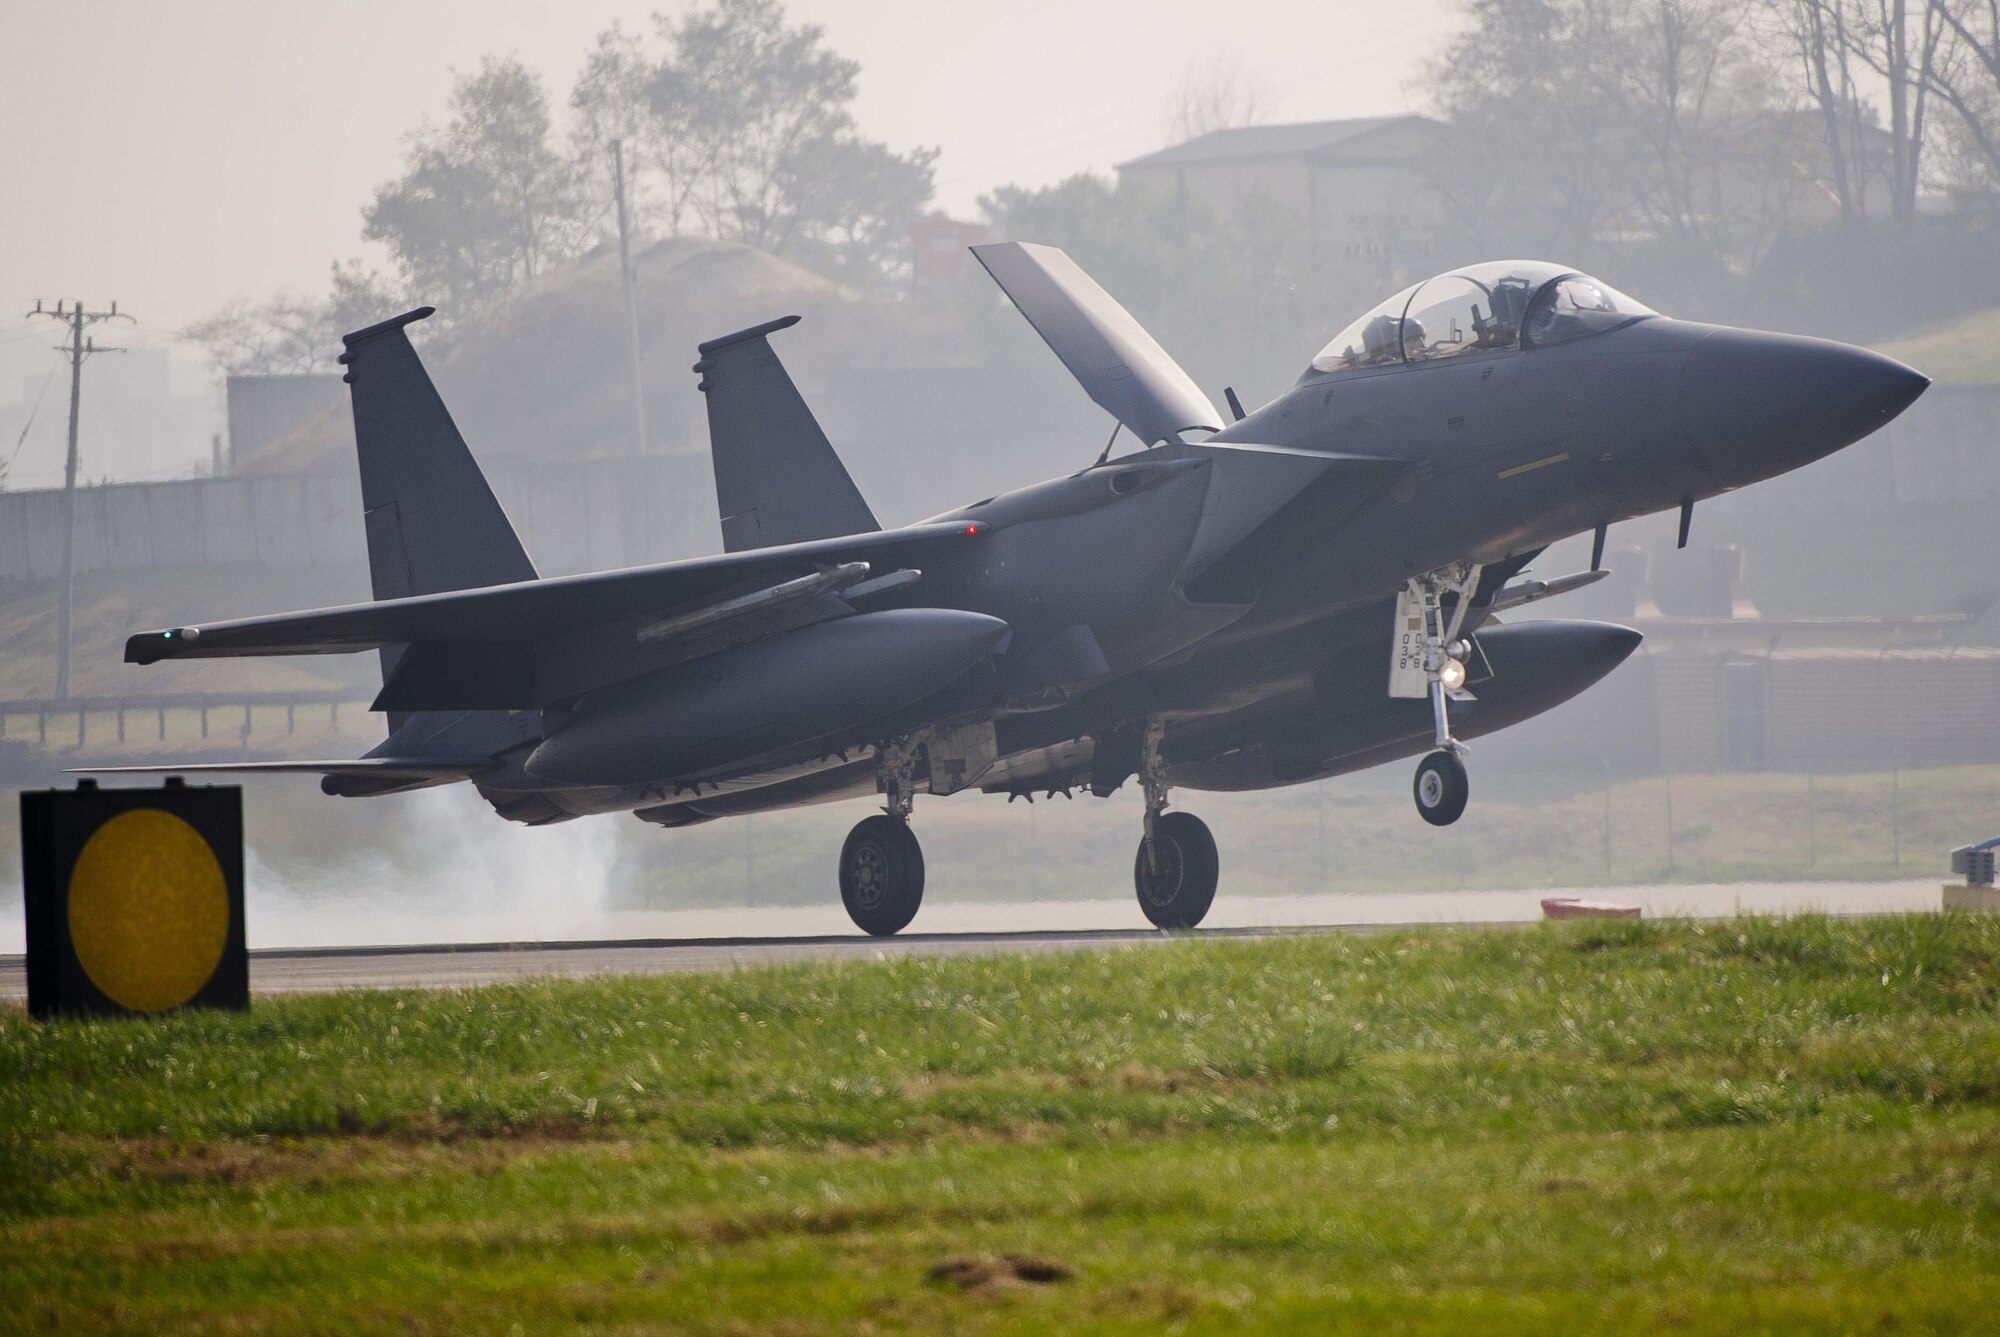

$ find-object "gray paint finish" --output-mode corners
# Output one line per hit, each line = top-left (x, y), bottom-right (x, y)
(100, 245), (1929, 922)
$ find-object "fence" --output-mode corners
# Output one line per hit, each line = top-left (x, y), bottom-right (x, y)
(0, 691), (372, 752)
(0, 453), (724, 584)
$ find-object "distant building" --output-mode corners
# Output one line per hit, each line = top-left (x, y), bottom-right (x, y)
(908, 215), (995, 287)
(224, 374), (350, 474)
(0, 347), (215, 489)
(1478, 544), (2000, 776)
(1117, 117), (1450, 286)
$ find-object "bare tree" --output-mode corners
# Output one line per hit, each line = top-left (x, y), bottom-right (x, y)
(1762, 1), (1947, 228)
(182, 263), (405, 377)
(1164, 52), (1273, 144)
(1595, 0), (1783, 251)
(1926, 0), (2000, 188)
(1427, 0), (1791, 268)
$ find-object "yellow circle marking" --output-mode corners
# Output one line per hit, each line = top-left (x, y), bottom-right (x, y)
(67, 808), (229, 1013)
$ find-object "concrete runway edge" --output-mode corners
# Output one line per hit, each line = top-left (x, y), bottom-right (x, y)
(0, 879), (1954, 998)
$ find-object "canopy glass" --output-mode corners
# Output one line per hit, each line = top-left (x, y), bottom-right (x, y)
(1311, 262), (1657, 374)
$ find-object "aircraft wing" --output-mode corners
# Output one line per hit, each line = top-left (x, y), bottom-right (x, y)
(127, 523), (976, 664)
(125, 522), (987, 710)
(972, 241), (1222, 446)
(69, 757), (494, 778)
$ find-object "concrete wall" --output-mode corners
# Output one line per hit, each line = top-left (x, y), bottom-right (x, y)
(0, 452), (726, 584)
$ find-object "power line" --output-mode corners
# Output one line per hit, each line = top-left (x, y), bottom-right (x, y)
(0, 325), (62, 346)
(25, 299), (134, 702)
(5, 350), (65, 477)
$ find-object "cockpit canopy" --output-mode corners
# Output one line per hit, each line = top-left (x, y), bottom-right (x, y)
(1310, 261), (1658, 375)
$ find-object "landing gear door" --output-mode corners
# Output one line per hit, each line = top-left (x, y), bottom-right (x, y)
(924, 722), (998, 796)
(1388, 588), (1429, 699)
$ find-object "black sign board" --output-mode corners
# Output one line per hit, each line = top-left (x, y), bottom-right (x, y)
(20, 780), (247, 1019)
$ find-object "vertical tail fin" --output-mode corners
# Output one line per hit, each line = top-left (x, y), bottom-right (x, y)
(694, 315), (879, 552)
(338, 307), (537, 743)
(338, 308), (537, 600)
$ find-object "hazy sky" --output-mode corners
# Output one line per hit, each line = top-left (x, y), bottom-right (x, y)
(0, 0), (1454, 341)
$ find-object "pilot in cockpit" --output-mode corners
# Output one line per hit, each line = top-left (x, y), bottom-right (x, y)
(1310, 263), (1660, 378)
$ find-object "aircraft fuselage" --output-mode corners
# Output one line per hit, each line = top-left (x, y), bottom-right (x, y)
(503, 312), (1923, 826)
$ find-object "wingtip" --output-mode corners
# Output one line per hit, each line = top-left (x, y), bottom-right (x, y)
(125, 626), (199, 664)
(696, 314), (802, 356)
(125, 630), (170, 665)
(339, 306), (437, 352)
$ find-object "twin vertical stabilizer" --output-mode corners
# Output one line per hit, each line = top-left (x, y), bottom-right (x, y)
(338, 308), (538, 601)
(337, 307), (538, 743)
(694, 315), (880, 552)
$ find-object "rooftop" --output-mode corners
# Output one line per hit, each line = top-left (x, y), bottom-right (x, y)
(1117, 116), (1439, 172)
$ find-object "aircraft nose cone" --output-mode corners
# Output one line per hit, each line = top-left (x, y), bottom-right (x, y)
(1682, 329), (1928, 483)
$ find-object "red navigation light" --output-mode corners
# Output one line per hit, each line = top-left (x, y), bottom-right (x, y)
(964, 523), (981, 536)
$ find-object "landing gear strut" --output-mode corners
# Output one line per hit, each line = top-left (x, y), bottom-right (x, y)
(840, 738), (925, 936)
(1132, 719), (1218, 928)
(1405, 567), (1478, 827)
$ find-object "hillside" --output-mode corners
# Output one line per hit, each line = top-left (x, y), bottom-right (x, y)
(239, 238), (1055, 476)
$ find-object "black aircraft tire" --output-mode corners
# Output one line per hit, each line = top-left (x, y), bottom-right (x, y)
(1414, 750), (1470, 826)
(1133, 811), (1219, 930)
(839, 815), (926, 937)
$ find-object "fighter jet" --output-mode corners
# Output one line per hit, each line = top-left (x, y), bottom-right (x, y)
(103, 246), (1928, 934)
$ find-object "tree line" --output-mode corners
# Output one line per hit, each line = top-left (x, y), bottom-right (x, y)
(979, 0), (2000, 392)
(188, 0), (936, 373)
(190, 0), (2000, 378)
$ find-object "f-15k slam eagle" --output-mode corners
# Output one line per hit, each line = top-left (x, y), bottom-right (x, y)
(102, 244), (1928, 935)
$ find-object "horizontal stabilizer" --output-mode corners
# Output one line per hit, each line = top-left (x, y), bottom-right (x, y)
(68, 757), (494, 779)
(695, 315), (879, 551)
(972, 241), (1221, 446)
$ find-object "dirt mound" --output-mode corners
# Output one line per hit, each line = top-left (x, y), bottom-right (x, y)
(927, 1252), (1076, 1290)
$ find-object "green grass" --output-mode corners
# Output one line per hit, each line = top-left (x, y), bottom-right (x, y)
(0, 565), (370, 702)
(5, 914), (2000, 1333)
(1875, 305), (2000, 389)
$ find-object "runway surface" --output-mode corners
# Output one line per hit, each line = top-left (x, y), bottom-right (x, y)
(0, 880), (1948, 998)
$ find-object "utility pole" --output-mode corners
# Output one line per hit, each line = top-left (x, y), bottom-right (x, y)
(27, 299), (131, 700)
(610, 139), (648, 456)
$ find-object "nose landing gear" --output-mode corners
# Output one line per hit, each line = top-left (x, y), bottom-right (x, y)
(1132, 719), (1218, 928)
(1397, 566), (1481, 826)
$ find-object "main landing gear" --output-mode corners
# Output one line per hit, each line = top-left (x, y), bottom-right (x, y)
(840, 738), (925, 936)
(1404, 568), (1479, 827)
(1133, 720), (1218, 929)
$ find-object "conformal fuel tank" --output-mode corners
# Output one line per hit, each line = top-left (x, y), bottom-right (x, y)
(524, 609), (1009, 786)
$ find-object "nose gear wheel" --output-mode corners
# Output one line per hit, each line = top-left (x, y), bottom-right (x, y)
(1414, 749), (1469, 826)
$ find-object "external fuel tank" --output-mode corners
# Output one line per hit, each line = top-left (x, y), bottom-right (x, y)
(524, 609), (1009, 786)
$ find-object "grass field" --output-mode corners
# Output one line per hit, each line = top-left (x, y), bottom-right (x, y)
(5, 913), (2000, 1333)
